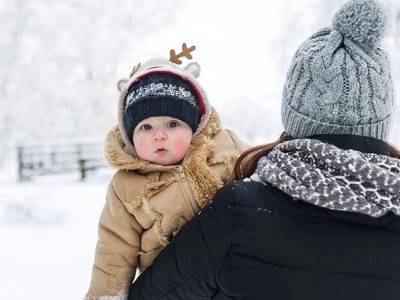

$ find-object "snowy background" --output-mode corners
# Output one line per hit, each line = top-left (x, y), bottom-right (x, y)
(1, 0), (399, 299)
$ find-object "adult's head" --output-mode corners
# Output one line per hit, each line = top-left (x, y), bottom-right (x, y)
(236, 0), (399, 179)
(281, 0), (394, 141)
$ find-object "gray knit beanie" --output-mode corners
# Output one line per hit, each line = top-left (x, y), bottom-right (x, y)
(281, 0), (395, 140)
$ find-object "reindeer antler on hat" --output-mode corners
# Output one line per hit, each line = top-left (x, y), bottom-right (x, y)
(127, 43), (196, 78)
(117, 43), (200, 91)
(169, 43), (196, 64)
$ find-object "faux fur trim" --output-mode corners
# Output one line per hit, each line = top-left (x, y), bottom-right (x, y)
(106, 106), (237, 226)
(104, 125), (149, 170)
(185, 129), (223, 208)
(104, 107), (222, 170)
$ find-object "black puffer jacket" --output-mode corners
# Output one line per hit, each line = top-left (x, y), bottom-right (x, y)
(129, 135), (400, 300)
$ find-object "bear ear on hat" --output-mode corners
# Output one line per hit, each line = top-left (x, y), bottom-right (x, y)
(184, 62), (201, 78)
(117, 62), (143, 92)
(117, 78), (129, 92)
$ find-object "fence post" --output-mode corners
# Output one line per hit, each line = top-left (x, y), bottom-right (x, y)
(17, 146), (25, 181)
(78, 159), (86, 180)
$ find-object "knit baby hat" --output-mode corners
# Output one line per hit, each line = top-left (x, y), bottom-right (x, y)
(281, 0), (395, 140)
(124, 72), (201, 140)
(117, 44), (210, 156)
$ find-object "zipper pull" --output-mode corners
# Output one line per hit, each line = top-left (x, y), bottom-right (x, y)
(178, 165), (186, 181)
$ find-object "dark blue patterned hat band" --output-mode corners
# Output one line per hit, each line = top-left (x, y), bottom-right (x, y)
(123, 73), (200, 141)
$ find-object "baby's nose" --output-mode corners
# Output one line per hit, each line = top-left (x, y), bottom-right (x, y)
(152, 130), (167, 141)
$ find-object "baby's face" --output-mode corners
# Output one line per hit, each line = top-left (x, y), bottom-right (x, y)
(133, 116), (193, 165)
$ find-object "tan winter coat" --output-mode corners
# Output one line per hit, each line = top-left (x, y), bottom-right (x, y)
(85, 108), (249, 299)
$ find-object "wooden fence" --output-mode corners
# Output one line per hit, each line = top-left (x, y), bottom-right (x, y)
(17, 141), (109, 181)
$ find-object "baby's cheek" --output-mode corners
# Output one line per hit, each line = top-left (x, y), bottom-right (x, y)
(172, 137), (191, 158)
(134, 136), (152, 160)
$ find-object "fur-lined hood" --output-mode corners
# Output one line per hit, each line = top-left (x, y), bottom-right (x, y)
(104, 106), (222, 171)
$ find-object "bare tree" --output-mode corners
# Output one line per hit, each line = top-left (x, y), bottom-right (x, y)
(0, 0), (181, 167)
(0, 0), (29, 163)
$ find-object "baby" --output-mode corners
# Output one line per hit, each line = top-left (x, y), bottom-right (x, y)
(85, 45), (249, 299)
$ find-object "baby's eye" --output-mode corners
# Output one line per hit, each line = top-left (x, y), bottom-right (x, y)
(141, 124), (152, 131)
(167, 120), (179, 128)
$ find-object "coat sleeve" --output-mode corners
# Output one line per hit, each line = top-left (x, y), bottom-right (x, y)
(85, 182), (143, 300)
(225, 129), (251, 154)
(128, 184), (236, 300)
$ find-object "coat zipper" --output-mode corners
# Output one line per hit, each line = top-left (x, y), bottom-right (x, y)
(177, 165), (198, 213)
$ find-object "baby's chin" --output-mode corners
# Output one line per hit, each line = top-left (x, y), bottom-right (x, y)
(150, 156), (184, 166)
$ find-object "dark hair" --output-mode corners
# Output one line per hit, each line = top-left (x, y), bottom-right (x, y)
(389, 142), (400, 158)
(234, 132), (292, 180)
(234, 133), (400, 180)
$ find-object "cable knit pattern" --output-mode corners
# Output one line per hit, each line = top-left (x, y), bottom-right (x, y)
(281, 0), (394, 140)
(255, 139), (400, 217)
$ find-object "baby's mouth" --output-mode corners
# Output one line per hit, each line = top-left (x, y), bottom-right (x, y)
(155, 148), (168, 154)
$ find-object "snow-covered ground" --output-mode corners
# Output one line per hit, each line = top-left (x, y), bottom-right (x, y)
(0, 163), (114, 300)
